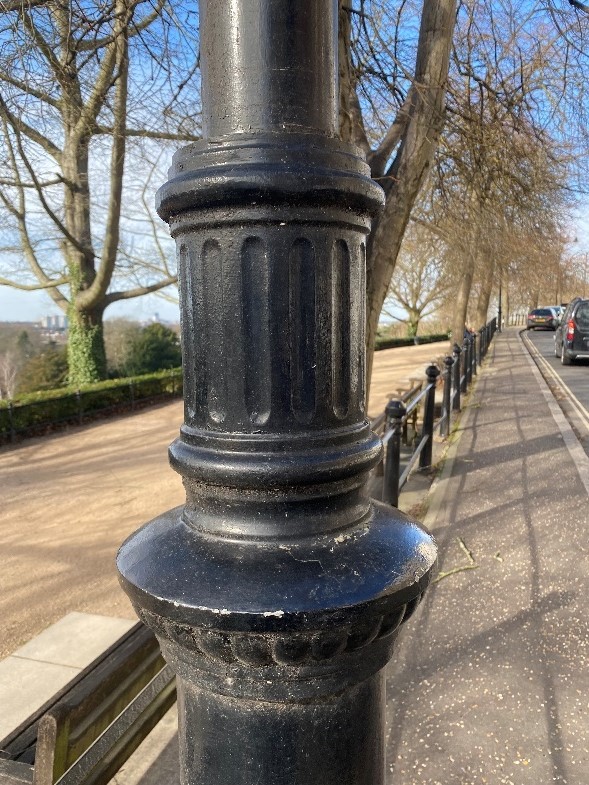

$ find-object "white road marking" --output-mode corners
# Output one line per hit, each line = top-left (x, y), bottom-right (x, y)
(520, 332), (589, 498)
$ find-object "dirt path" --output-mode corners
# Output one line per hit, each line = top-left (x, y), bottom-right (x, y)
(0, 341), (451, 657)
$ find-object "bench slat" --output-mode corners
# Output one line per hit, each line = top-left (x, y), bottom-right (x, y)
(54, 666), (176, 785)
(0, 622), (176, 785)
(0, 759), (33, 785)
(1, 623), (154, 762)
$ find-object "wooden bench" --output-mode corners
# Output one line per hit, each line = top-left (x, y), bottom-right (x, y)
(0, 623), (176, 785)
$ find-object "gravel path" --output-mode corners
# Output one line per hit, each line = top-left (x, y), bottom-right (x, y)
(0, 341), (448, 656)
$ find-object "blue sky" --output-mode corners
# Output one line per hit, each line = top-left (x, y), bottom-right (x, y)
(2, 200), (589, 325)
(0, 286), (180, 324)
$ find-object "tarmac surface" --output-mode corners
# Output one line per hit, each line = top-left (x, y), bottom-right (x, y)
(5, 328), (589, 784)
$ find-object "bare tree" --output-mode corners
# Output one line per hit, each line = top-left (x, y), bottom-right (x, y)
(0, 351), (20, 399)
(340, 0), (588, 374)
(340, 0), (458, 384)
(0, 1), (199, 385)
(385, 217), (453, 337)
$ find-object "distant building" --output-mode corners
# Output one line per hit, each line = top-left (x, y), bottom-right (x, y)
(42, 314), (68, 331)
(39, 314), (68, 344)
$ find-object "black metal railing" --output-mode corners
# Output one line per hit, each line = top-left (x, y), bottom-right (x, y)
(374, 317), (497, 507)
(0, 369), (183, 445)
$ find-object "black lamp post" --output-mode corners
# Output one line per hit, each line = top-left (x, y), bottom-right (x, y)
(117, 3), (437, 783)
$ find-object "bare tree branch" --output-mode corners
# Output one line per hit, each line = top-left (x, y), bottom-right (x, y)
(103, 276), (178, 306)
(569, 0), (589, 15)
(0, 94), (62, 161)
(94, 125), (201, 142)
(0, 276), (68, 290)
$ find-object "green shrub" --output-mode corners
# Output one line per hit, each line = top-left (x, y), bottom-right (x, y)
(374, 332), (450, 351)
(123, 323), (182, 376)
(0, 368), (182, 442)
(17, 346), (69, 392)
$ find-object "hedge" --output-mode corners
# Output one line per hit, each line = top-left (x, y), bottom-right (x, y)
(374, 332), (450, 351)
(0, 368), (182, 444)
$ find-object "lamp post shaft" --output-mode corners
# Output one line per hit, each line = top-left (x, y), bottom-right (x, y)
(117, 3), (436, 783)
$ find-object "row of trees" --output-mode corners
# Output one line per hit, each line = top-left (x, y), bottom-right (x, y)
(0, 321), (181, 398)
(363, 0), (588, 343)
(1, 1), (588, 386)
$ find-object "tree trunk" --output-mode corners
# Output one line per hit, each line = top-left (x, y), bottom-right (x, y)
(364, 0), (458, 390)
(67, 307), (106, 386)
(407, 309), (420, 338)
(475, 254), (495, 329)
(452, 256), (475, 346)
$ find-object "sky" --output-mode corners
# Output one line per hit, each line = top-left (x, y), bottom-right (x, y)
(0, 286), (180, 325)
(2, 202), (589, 326)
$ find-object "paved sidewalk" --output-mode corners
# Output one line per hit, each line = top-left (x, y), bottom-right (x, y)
(386, 328), (589, 784)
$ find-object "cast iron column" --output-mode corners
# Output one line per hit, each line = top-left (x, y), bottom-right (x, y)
(452, 343), (462, 412)
(117, 3), (437, 784)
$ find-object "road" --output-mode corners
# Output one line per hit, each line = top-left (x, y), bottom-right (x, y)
(523, 327), (589, 452)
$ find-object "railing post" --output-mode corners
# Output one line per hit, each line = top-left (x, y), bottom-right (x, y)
(467, 334), (475, 387)
(117, 4), (437, 784)
(452, 343), (462, 412)
(441, 355), (454, 438)
(461, 339), (469, 393)
(472, 332), (477, 376)
(383, 399), (406, 507)
(419, 364), (440, 469)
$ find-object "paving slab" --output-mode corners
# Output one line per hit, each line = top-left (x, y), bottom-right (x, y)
(13, 612), (136, 668)
(0, 612), (136, 743)
(0, 657), (79, 741)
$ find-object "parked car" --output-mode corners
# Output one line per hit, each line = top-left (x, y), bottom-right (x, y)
(554, 297), (589, 364)
(526, 307), (558, 330)
(544, 305), (564, 323)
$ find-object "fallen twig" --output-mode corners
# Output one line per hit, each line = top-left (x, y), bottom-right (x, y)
(433, 537), (478, 583)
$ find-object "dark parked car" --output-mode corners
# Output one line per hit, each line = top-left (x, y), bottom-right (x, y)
(526, 307), (558, 330)
(554, 297), (589, 365)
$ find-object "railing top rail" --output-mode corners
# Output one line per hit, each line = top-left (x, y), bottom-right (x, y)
(404, 384), (431, 417)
